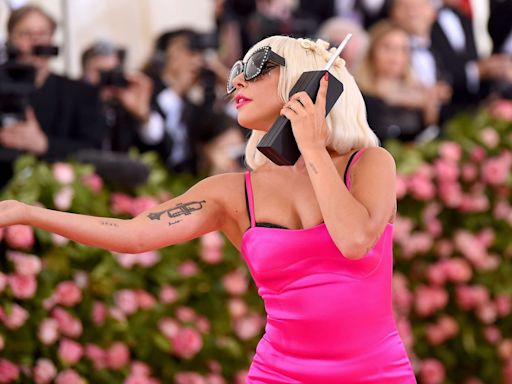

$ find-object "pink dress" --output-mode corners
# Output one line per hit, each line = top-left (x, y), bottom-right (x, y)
(240, 150), (416, 383)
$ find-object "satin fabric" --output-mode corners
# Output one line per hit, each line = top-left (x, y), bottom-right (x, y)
(240, 151), (416, 383)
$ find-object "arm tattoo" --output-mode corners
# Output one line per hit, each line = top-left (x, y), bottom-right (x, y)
(100, 221), (119, 228)
(147, 200), (207, 221)
(308, 162), (319, 175)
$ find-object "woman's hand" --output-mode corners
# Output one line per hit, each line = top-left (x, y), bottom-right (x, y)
(0, 200), (29, 228)
(280, 73), (329, 155)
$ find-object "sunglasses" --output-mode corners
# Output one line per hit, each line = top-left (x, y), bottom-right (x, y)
(226, 46), (286, 94)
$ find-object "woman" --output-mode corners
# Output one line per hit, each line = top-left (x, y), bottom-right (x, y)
(0, 35), (416, 382)
(357, 20), (449, 142)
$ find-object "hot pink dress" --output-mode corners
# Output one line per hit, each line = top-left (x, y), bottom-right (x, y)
(240, 150), (416, 383)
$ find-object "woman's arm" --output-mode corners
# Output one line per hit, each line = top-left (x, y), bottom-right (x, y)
(282, 75), (396, 259)
(301, 147), (396, 260)
(0, 174), (229, 254)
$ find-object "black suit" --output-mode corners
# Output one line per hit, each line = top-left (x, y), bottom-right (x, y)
(488, 0), (512, 54)
(431, 6), (484, 116)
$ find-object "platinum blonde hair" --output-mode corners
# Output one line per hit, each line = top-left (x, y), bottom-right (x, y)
(243, 35), (379, 170)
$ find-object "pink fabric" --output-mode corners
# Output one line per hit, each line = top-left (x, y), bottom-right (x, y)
(240, 153), (416, 383)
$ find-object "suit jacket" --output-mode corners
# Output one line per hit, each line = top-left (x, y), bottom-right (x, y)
(488, 0), (512, 53)
(431, 6), (483, 114)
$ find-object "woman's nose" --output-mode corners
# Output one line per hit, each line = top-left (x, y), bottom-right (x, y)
(233, 72), (247, 90)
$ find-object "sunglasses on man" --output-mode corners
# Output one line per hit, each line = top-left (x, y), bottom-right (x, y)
(226, 46), (286, 94)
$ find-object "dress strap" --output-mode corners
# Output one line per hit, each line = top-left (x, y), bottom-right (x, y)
(344, 148), (367, 191)
(244, 171), (256, 228)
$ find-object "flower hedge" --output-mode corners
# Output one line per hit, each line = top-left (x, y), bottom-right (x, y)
(0, 99), (511, 383)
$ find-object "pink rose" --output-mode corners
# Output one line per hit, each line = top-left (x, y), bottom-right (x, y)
(114, 252), (139, 269)
(9, 274), (37, 299)
(427, 263), (447, 286)
(439, 141), (462, 162)
(0, 359), (19, 384)
(234, 370), (248, 384)
(481, 155), (511, 186)
(420, 358), (445, 384)
(55, 369), (86, 384)
(5, 225), (34, 249)
(435, 240), (454, 258)
(115, 289), (139, 315)
(223, 269), (248, 296)
(52, 163), (75, 184)
(38, 318), (59, 345)
(58, 339), (83, 365)
(476, 302), (497, 324)
(415, 286), (448, 317)
(130, 196), (158, 216)
(174, 372), (206, 384)
(489, 99), (512, 121)
(130, 361), (152, 377)
(480, 127), (500, 148)
(33, 358), (57, 384)
(54, 187), (74, 211)
(228, 298), (248, 319)
(92, 301), (107, 326)
(196, 316), (210, 334)
(136, 251), (161, 268)
(498, 339), (512, 360)
(176, 306), (197, 322)
(425, 324), (444, 345)
(81, 173), (103, 192)
(200, 231), (225, 264)
(234, 314), (264, 340)
(496, 295), (512, 317)
(178, 261), (199, 277)
(484, 326), (501, 344)
(160, 285), (178, 304)
(0, 303), (29, 329)
(171, 328), (203, 359)
(52, 308), (82, 338)
(107, 342), (130, 369)
(444, 258), (472, 283)
(438, 181), (462, 208)
(395, 318), (413, 349)
(438, 315), (458, 339)
(54, 281), (82, 307)
(111, 193), (134, 215)
(7, 251), (41, 275)
(408, 173), (435, 201)
(434, 159), (459, 182)
(205, 373), (226, 384)
(159, 318), (180, 338)
(461, 163), (478, 182)
(470, 146), (486, 162)
(85, 344), (107, 369)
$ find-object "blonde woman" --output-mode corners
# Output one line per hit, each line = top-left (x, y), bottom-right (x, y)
(357, 20), (450, 142)
(0, 35), (416, 382)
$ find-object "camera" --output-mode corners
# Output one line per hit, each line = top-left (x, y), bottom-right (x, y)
(0, 46), (36, 125)
(99, 69), (129, 88)
(32, 44), (59, 57)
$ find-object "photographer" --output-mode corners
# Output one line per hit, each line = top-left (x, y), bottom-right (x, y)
(0, 5), (103, 188)
(142, 29), (244, 175)
(81, 40), (153, 152)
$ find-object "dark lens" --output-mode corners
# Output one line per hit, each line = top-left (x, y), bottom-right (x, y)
(227, 61), (243, 94)
(245, 50), (267, 80)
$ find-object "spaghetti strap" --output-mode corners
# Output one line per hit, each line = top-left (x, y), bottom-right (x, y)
(244, 171), (256, 228)
(344, 148), (367, 191)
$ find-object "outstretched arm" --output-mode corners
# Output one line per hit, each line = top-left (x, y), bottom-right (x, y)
(0, 175), (227, 254)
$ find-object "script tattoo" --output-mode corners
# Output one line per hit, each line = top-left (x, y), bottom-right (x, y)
(147, 200), (207, 221)
(100, 221), (119, 228)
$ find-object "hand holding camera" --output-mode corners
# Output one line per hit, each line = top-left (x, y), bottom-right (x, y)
(0, 107), (48, 155)
(113, 72), (153, 122)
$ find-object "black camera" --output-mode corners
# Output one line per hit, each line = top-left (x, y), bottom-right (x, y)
(32, 44), (59, 57)
(99, 69), (129, 88)
(0, 45), (36, 125)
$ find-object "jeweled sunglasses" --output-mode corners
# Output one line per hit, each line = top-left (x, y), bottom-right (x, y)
(226, 46), (286, 94)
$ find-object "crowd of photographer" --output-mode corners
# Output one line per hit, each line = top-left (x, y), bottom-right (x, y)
(1, 0), (511, 190)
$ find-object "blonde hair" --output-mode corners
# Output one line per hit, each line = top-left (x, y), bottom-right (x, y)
(356, 20), (416, 95)
(243, 35), (379, 170)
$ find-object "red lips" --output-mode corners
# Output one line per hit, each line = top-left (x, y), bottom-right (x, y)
(235, 93), (253, 109)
